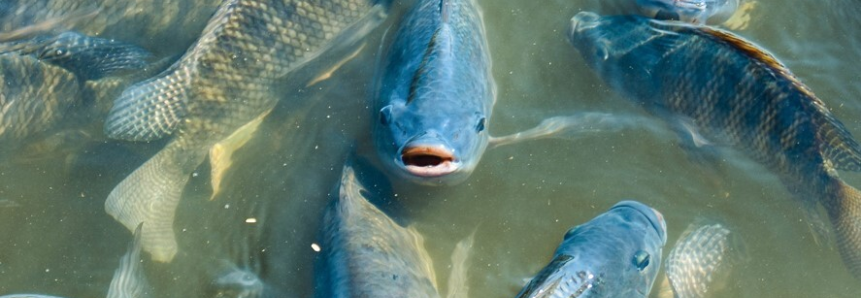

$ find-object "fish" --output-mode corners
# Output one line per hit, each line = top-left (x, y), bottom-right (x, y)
(107, 223), (152, 298)
(515, 200), (667, 298)
(634, 0), (740, 25)
(659, 222), (739, 298)
(315, 163), (473, 297)
(568, 12), (861, 280)
(372, 0), (495, 185)
(0, 32), (154, 159)
(0, 0), (222, 55)
(101, 0), (392, 262)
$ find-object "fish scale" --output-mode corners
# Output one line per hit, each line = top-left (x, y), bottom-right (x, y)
(102, 0), (391, 262)
(569, 12), (861, 280)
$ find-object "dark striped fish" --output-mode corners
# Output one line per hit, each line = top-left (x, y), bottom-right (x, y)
(101, 0), (392, 262)
(373, 0), (494, 185)
(315, 163), (473, 298)
(107, 223), (152, 298)
(516, 200), (667, 298)
(568, 12), (861, 280)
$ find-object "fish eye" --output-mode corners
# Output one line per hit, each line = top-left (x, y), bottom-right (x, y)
(632, 251), (650, 271)
(379, 106), (392, 125)
(475, 117), (486, 132)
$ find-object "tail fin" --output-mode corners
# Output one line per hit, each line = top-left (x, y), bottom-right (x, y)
(445, 231), (475, 298)
(105, 141), (205, 263)
(826, 179), (861, 280)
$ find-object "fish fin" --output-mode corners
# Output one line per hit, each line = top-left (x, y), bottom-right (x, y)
(107, 223), (152, 298)
(209, 109), (271, 200)
(824, 178), (861, 279)
(105, 140), (206, 263)
(306, 42), (366, 87)
(489, 112), (667, 149)
(665, 222), (737, 298)
(445, 231), (475, 298)
(31, 32), (153, 81)
(103, 64), (190, 142)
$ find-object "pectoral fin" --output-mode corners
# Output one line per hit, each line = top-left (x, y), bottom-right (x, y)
(489, 112), (666, 149)
(445, 231), (475, 298)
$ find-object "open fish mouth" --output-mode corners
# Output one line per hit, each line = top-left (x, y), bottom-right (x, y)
(400, 145), (459, 177)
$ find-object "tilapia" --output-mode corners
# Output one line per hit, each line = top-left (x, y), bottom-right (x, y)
(107, 223), (152, 298)
(315, 163), (473, 298)
(0, 0), (222, 55)
(0, 32), (155, 159)
(101, 0), (392, 263)
(373, 0), (495, 185)
(568, 12), (861, 280)
(515, 200), (667, 298)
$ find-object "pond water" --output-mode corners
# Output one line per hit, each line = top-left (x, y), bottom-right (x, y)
(1, 0), (861, 297)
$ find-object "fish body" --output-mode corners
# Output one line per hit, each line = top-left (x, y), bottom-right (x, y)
(634, 0), (739, 25)
(316, 164), (440, 297)
(102, 0), (391, 262)
(211, 267), (265, 298)
(516, 200), (667, 298)
(0, 32), (153, 158)
(568, 12), (861, 280)
(373, 0), (495, 185)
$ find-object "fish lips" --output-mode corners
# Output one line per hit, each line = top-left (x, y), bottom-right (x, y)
(395, 136), (464, 182)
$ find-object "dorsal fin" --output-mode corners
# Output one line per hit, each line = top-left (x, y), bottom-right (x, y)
(694, 26), (861, 171)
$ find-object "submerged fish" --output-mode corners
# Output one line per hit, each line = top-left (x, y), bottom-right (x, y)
(373, 0), (494, 185)
(516, 200), (667, 298)
(101, 0), (392, 262)
(0, 32), (153, 158)
(568, 12), (861, 280)
(635, 0), (740, 25)
(107, 223), (152, 298)
(315, 163), (473, 297)
(210, 267), (265, 298)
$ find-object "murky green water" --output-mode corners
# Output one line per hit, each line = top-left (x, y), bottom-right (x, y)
(2, 0), (861, 297)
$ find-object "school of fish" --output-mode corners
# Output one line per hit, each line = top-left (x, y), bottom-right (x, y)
(1, 0), (860, 297)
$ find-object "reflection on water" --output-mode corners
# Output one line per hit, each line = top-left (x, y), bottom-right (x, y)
(1, 0), (861, 297)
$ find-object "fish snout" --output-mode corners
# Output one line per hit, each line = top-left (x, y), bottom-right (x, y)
(398, 135), (460, 178)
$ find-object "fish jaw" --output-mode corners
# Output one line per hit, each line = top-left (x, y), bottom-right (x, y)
(395, 134), (466, 183)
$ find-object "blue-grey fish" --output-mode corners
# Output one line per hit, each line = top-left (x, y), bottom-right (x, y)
(515, 200), (667, 298)
(568, 12), (861, 280)
(0, 32), (153, 158)
(315, 163), (473, 298)
(660, 222), (738, 298)
(101, 0), (392, 262)
(107, 223), (152, 298)
(372, 0), (494, 185)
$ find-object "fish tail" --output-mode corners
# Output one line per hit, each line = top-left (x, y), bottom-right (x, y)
(105, 141), (204, 263)
(445, 231), (475, 298)
(824, 178), (861, 279)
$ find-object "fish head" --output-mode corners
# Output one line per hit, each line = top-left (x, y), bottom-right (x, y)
(567, 12), (667, 100)
(517, 200), (666, 298)
(375, 99), (490, 185)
